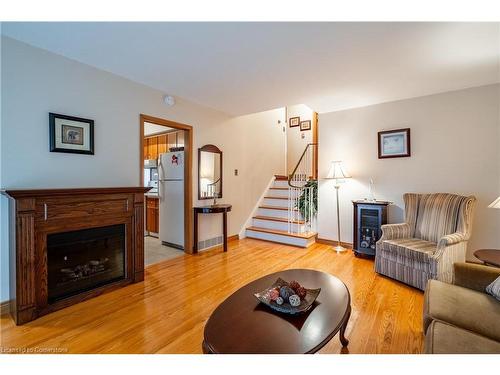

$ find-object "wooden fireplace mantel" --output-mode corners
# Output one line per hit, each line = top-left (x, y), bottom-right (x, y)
(4, 186), (151, 198)
(3, 187), (151, 325)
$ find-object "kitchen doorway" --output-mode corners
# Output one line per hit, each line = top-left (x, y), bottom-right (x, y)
(140, 114), (194, 262)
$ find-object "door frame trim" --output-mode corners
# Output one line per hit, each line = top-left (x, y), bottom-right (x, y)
(140, 114), (194, 254)
(312, 111), (318, 179)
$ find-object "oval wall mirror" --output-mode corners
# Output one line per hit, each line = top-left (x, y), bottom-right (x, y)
(198, 144), (222, 200)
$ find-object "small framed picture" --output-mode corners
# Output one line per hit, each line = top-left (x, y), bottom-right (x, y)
(378, 128), (410, 159)
(49, 113), (94, 155)
(300, 120), (311, 131)
(289, 116), (300, 127)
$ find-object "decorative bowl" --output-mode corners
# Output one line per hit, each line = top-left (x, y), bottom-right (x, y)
(254, 278), (321, 315)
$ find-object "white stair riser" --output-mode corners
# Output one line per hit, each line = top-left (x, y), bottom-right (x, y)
(245, 229), (313, 248)
(257, 207), (290, 218)
(252, 218), (304, 232)
(273, 180), (306, 189)
(263, 198), (290, 207)
(272, 180), (291, 188)
(268, 189), (300, 198)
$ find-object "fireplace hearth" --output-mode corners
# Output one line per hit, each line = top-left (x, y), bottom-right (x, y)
(3, 187), (150, 325)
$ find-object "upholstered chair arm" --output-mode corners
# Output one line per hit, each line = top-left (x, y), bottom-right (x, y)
(437, 232), (469, 248)
(378, 223), (411, 241)
(453, 262), (500, 292)
(430, 232), (469, 260)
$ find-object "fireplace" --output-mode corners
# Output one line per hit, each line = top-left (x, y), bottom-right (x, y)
(47, 224), (126, 303)
(4, 187), (149, 325)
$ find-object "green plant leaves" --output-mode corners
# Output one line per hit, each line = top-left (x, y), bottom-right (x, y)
(295, 180), (318, 222)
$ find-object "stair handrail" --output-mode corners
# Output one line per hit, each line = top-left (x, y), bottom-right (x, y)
(288, 143), (318, 188)
(287, 143), (318, 234)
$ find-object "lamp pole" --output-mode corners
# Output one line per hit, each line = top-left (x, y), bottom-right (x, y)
(334, 183), (346, 252)
(325, 160), (351, 253)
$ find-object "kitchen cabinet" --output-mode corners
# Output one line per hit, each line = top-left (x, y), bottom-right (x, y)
(147, 137), (158, 161)
(177, 131), (185, 147)
(146, 196), (159, 234)
(158, 134), (168, 155)
(167, 132), (176, 150)
(144, 131), (185, 161)
(144, 138), (149, 160)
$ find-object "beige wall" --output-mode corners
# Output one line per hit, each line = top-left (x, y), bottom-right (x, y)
(0, 37), (285, 301)
(287, 104), (313, 174)
(317, 84), (500, 260)
(194, 108), (286, 239)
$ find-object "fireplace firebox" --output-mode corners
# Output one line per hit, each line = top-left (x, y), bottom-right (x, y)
(4, 187), (150, 325)
(47, 224), (126, 303)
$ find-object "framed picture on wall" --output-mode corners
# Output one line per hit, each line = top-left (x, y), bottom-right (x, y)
(378, 128), (410, 158)
(300, 120), (311, 131)
(289, 116), (300, 127)
(49, 113), (94, 155)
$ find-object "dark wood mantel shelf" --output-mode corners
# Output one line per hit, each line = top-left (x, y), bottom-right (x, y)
(3, 186), (151, 198)
(3, 187), (151, 325)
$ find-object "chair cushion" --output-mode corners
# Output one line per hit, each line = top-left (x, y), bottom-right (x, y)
(414, 193), (468, 243)
(424, 279), (500, 342)
(425, 320), (500, 354)
(378, 238), (437, 274)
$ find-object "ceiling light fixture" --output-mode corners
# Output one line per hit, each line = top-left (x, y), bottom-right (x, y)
(163, 95), (175, 107)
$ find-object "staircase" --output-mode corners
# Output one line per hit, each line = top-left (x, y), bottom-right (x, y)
(245, 175), (316, 247)
(245, 142), (318, 247)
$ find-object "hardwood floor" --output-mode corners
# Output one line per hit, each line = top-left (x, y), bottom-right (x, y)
(0, 238), (424, 354)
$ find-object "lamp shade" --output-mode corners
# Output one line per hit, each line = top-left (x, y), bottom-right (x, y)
(326, 161), (351, 180)
(489, 196), (500, 209)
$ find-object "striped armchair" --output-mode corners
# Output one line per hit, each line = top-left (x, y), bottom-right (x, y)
(375, 193), (476, 290)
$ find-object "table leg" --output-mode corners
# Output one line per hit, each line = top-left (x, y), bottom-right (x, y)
(193, 211), (198, 253)
(339, 305), (351, 347)
(223, 212), (228, 252)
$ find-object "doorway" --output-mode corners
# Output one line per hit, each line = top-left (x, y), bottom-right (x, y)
(140, 114), (194, 260)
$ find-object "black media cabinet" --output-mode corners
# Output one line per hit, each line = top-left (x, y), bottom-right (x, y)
(352, 200), (391, 257)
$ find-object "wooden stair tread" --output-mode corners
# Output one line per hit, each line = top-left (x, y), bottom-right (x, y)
(246, 226), (316, 239)
(274, 175), (288, 181)
(253, 215), (305, 224)
(264, 196), (289, 200)
(269, 187), (288, 190)
(259, 205), (297, 211)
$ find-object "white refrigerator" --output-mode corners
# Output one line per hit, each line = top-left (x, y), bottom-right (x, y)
(158, 151), (184, 249)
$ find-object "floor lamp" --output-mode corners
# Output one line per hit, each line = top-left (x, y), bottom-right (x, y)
(326, 161), (351, 253)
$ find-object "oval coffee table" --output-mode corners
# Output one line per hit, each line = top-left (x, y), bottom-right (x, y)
(203, 269), (351, 354)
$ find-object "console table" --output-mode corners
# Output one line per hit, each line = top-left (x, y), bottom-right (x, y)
(193, 204), (232, 253)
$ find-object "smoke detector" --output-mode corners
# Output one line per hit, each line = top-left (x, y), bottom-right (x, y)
(163, 95), (175, 106)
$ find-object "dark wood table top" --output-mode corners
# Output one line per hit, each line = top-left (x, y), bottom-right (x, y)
(474, 249), (500, 267)
(193, 204), (232, 214)
(203, 269), (351, 354)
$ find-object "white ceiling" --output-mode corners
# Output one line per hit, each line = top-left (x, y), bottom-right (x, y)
(2, 22), (499, 115)
(144, 122), (174, 136)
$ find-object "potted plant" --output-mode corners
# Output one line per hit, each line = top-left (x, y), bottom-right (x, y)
(295, 180), (318, 222)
